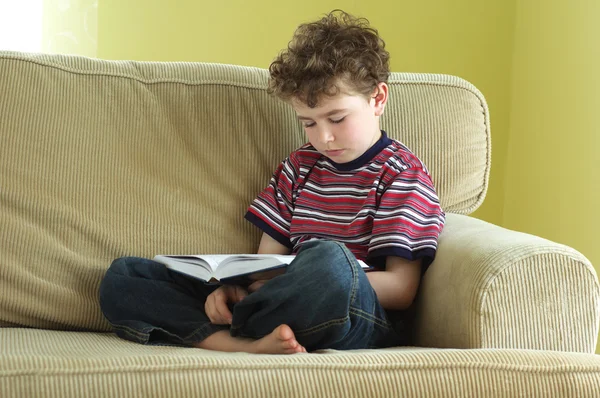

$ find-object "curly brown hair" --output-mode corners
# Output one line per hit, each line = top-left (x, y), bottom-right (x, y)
(268, 10), (390, 108)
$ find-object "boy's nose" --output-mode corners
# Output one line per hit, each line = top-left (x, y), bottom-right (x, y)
(317, 127), (335, 144)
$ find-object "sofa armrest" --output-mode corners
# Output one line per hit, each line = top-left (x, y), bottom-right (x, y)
(413, 213), (600, 353)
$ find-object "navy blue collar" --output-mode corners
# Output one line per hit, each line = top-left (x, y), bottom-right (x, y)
(327, 130), (391, 171)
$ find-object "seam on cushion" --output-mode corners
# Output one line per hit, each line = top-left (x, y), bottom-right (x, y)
(2, 358), (600, 377)
(0, 55), (269, 90)
(0, 54), (493, 106)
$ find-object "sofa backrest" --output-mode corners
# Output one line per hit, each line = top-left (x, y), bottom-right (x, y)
(0, 52), (490, 330)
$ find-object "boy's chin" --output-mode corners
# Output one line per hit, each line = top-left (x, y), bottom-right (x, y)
(322, 151), (358, 164)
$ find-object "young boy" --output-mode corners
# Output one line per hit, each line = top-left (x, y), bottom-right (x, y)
(99, 10), (445, 354)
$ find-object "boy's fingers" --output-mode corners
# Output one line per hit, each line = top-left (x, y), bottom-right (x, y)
(223, 285), (247, 303)
(204, 295), (217, 324)
(248, 280), (265, 293)
(205, 290), (228, 324)
(249, 268), (285, 281)
(234, 286), (248, 302)
(247, 282), (256, 293)
(215, 294), (233, 324)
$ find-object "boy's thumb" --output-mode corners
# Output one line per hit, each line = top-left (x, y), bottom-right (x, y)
(235, 286), (248, 301)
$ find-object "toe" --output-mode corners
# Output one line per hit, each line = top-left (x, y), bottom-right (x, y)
(276, 324), (294, 341)
(285, 339), (298, 349)
(285, 346), (303, 355)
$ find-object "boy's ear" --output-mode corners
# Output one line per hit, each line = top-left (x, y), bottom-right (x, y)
(372, 82), (388, 116)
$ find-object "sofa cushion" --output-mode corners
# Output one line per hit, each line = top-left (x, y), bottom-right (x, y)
(1, 328), (599, 397)
(0, 51), (488, 330)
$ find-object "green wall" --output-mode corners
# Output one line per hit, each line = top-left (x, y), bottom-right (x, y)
(506, 0), (600, 353)
(97, 0), (515, 228)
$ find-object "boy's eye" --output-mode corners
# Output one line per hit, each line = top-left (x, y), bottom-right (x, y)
(301, 117), (344, 128)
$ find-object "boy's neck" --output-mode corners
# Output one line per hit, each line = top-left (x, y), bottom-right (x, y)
(327, 130), (390, 171)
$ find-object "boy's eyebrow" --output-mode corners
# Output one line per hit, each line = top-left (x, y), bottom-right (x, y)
(296, 108), (347, 120)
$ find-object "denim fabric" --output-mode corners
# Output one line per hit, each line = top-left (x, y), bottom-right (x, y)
(98, 256), (229, 346)
(99, 240), (404, 351)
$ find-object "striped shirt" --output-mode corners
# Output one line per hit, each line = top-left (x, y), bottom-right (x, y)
(245, 131), (445, 271)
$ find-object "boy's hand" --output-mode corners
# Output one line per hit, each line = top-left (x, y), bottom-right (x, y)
(205, 285), (248, 325)
(248, 267), (286, 281)
(247, 267), (286, 293)
(248, 279), (268, 293)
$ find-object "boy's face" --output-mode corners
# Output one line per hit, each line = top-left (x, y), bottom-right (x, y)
(292, 82), (388, 164)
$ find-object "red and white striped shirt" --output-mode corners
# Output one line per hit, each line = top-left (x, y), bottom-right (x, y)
(245, 131), (445, 271)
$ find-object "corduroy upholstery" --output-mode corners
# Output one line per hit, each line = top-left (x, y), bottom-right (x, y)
(1, 51), (599, 397)
(2, 329), (600, 398)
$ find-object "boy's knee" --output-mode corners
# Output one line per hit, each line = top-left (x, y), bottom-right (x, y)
(99, 257), (153, 308)
(106, 257), (131, 275)
(105, 256), (148, 277)
(297, 240), (344, 260)
(99, 257), (143, 300)
(293, 240), (357, 285)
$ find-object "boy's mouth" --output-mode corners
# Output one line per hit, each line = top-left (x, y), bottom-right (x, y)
(325, 149), (345, 157)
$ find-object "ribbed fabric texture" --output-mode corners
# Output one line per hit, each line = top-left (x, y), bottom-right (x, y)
(1, 329), (600, 398)
(414, 213), (600, 353)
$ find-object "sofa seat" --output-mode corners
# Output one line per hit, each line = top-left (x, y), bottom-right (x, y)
(2, 328), (599, 397)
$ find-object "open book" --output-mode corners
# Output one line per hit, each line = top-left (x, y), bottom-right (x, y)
(152, 254), (371, 285)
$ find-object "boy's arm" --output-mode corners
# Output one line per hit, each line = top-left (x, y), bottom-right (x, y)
(257, 233), (292, 255)
(366, 256), (422, 310)
(247, 233), (291, 289)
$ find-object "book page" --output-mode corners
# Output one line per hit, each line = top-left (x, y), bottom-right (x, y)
(219, 254), (296, 267)
(187, 255), (234, 272)
(154, 253), (371, 284)
(152, 255), (214, 281)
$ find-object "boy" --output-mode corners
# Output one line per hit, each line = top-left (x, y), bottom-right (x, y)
(99, 10), (445, 354)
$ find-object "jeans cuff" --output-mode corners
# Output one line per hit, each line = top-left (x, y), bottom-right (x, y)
(113, 322), (229, 347)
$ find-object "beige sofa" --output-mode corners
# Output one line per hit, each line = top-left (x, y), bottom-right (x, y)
(1, 51), (599, 397)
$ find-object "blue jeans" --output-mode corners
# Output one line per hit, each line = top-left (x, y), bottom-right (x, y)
(99, 240), (406, 351)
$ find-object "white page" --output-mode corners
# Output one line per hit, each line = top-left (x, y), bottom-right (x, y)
(153, 255), (213, 281)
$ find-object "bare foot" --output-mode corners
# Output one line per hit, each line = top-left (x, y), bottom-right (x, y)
(252, 324), (306, 354)
(195, 324), (306, 354)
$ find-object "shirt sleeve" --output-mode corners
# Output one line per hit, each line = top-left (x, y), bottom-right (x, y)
(244, 156), (298, 249)
(367, 167), (445, 273)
